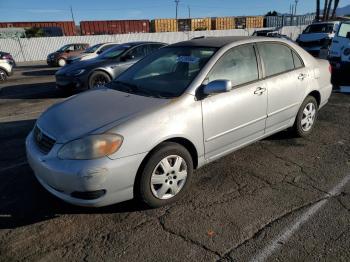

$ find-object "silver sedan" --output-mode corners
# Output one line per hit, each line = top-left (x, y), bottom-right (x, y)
(26, 36), (332, 208)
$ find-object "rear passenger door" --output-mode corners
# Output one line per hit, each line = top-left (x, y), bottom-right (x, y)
(257, 42), (308, 134)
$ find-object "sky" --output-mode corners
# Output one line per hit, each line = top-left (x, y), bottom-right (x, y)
(0, 0), (349, 23)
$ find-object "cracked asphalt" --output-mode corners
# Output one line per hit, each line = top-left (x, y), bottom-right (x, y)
(0, 62), (349, 262)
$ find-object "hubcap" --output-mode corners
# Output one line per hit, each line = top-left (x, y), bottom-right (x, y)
(301, 102), (316, 132)
(92, 75), (108, 88)
(150, 155), (188, 200)
(58, 59), (66, 67)
(0, 70), (6, 81)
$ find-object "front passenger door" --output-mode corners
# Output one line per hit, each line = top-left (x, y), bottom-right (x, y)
(201, 44), (268, 161)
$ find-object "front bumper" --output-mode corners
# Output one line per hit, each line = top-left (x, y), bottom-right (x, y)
(55, 74), (88, 90)
(26, 131), (147, 207)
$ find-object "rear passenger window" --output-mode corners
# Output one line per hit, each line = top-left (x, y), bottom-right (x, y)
(207, 44), (259, 87)
(258, 43), (295, 77)
(292, 51), (303, 68)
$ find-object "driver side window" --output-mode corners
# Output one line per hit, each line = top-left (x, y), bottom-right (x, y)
(207, 44), (259, 87)
(128, 45), (147, 59)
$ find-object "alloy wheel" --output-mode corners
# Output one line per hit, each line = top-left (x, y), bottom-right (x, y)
(150, 155), (188, 200)
(0, 70), (6, 82)
(301, 102), (316, 132)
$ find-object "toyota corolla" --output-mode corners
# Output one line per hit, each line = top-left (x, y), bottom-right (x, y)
(26, 36), (332, 208)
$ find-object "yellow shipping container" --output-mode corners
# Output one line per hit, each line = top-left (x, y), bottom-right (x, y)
(191, 18), (211, 31)
(212, 17), (235, 30)
(245, 16), (264, 28)
(151, 19), (178, 32)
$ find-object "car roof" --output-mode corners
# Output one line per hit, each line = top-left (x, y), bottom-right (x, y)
(170, 36), (269, 48)
(122, 41), (166, 46)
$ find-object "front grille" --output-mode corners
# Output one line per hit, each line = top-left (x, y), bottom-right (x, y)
(33, 125), (56, 154)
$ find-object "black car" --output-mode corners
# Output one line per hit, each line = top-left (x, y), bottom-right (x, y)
(55, 41), (166, 91)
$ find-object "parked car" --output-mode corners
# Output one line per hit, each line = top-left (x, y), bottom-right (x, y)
(26, 36), (332, 208)
(47, 43), (89, 67)
(296, 21), (340, 56)
(0, 51), (15, 82)
(66, 42), (119, 64)
(55, 41), (166, 91)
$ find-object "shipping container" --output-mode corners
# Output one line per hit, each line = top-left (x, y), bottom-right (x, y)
(235, 17), (246, 29)
(191, 18), (211, 31)
(151, 19), (177, 32)
(80, 20), (150, 35)
(246, 16), (264, 28)
(211, 17), (235, 30)
(265, 15), (316, 28)
(0, 21), (76, 36)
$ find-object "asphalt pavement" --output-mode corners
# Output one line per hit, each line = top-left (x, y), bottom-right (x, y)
(0, 62), (349, 262)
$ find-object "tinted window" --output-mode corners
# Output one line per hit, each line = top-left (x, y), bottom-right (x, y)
(304, 23), (334, 34)
(258, 43), (295, 77)
(128, 45), (148, 59)
(207, 45), (259, 87)
(337, 23), (350, 38)
(98, 44), (117, 54)
(292, 51), (303, 68)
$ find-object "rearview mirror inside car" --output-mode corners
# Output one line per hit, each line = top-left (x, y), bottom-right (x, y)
(203, 80), (232, 95)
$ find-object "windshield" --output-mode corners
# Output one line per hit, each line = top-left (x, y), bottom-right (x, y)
(304, 23), (334, 34)
(84, 43), (103, 53)
(337, 23), (350, 38)
(100, 45), (129, 59)
(57, 44), (72, 52)
(107, 46), (217, 98)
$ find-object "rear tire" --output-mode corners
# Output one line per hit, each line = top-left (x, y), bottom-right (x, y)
(293, 96), (318, 137)
(0, 69), (7, 82)
(137, 142), (193, 208)
(88, 71), (111, 89)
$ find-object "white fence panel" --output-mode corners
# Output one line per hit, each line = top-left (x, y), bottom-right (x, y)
(0, 26), (304, 62)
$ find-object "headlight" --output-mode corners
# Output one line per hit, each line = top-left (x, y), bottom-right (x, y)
(58, 134), (123, 160)
(343, 48), (350, 56)
(68, 69), (86, 76)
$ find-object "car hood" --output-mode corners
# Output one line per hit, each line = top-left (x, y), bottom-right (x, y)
(56, 57), (107, 74)
(298, 33), (333, 42)
(37, 88), (168, 143)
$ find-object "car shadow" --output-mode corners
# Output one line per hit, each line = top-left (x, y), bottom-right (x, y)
(0, 119), (147, 229)
(0, 82), (74, 99)
(22, 69), (58, 77)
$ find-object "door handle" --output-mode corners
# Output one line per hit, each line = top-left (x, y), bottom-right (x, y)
(298, 73), (307, 80)
(254, 87), (266, 95)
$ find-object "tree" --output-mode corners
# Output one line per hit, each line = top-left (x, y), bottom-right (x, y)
(316, 0), (321, 21)
(265, 11), (278, 16)
(323, 0), (329, 20)
(331, 0), (340, 18)
(326, 0), (334, 20)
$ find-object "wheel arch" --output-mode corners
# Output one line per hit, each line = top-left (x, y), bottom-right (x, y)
(88, 69), (113, 81)
(0, 66), (9, 76)
(307, 90), (321, 107)
(133, 137), (199, 198)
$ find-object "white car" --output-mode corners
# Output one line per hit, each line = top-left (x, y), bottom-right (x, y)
(66, 43), (119, 64)
(296, 21), (340, 56)
(0, 51), (15, 82)
(26, 37), (332, 208)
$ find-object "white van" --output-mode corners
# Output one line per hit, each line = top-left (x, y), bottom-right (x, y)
(329, 21), (350, 65)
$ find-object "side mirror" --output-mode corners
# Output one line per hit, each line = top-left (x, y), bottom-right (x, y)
(346, 32), (350, 39)
(203, 80), (232, 95)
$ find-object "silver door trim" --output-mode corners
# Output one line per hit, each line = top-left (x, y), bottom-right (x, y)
(268, 102), (300, 117)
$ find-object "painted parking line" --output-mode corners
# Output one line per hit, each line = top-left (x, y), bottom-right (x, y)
(250, 173), (350, 262)
(0, 161), (28, 173)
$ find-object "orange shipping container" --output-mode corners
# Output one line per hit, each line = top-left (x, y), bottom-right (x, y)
(211, 17), (235, 30)
(191, 18), (211, 31)
(151, 19), (177, 32)
(245, 16), (264, 28)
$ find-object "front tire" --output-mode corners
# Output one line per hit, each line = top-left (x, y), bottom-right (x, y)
(0, 69), (7, 82)
(137, 142), (193, 208)
(293, 96), (318, 137)
(88, 71), (111, 89)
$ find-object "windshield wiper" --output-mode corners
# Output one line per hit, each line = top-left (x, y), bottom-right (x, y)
(113, 80), (166, 98)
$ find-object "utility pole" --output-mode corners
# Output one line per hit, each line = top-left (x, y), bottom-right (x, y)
(188, 5), (191, 19)
(294, 0), (299, 16)
(175, 0), (180, 20)
(70, 6), (76, 25)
